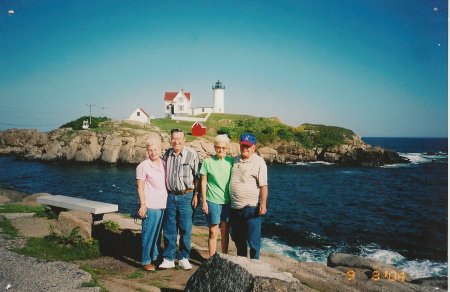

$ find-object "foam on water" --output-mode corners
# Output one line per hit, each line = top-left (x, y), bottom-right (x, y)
(360, 246), (448, 279)
(292, 161), (336, 166)
(261, 238), (448, 279)
(398, 259), (448, 279)
(382, 152), (448, 168)
(405, 152), (447, 163)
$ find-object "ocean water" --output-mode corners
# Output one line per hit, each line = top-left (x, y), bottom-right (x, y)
(0, 137), (447, 279)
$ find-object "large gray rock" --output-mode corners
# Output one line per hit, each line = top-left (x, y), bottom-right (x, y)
(258, 147), (278, 163)
(118, 137), (136, 163)
(41, 140), (62, 160)
(185, 253), (305, 291)
(54, 210), (93, 240)
(0, 188), (28, 202)
(328, 253), (406, 277)
(410, 277), (448, 290)
(0, 127), (407, 166)
(101, 133), (122, 163)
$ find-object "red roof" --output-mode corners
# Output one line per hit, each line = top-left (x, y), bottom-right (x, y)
(164, 91), (191, 102)
(139, 107), (150, 117)
(192, 121), (206, 128)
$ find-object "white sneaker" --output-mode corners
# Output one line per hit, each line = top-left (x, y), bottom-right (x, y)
(159, 258), (175, 269)
(178, 258), (192, 270)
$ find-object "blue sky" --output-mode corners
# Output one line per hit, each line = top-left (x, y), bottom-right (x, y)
(0, 0), (447, 137)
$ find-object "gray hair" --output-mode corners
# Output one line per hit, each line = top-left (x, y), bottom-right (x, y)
(214, 134), (230, 144)
(146, 137), (161, 148)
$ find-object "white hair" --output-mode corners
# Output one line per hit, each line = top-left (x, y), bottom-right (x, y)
(146, 137), (161, 148)
(214, 134), (230, 144)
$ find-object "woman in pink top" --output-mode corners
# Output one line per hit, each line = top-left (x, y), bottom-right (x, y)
(136, 137), (168, 271)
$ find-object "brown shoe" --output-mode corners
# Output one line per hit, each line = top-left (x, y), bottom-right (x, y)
(143, 264), (156, 271)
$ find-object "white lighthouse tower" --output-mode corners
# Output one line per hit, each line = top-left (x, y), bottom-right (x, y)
(212, 80), (225, 113)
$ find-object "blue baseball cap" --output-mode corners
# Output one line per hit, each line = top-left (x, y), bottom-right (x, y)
(240, 133), (256, 146)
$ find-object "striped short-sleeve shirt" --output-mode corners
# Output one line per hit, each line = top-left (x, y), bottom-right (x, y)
(163, 146), (199, 193)
(230, 153), (268, 209)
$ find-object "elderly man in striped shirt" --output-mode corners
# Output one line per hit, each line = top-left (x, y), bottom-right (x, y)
(230, 133), (268, 260)
(159, 128), (200, 270)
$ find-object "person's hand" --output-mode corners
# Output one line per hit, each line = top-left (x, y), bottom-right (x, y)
(258, 204), (267, 215)
(192, 194), (198, 208)
(202, 201), (208, 214)
(138, 205), (147, 218)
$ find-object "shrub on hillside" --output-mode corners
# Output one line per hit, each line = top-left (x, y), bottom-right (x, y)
(219, 117), (313, 147)
(301, 124), (355, 148)
(60, 116), (110, 130)
(218, 118), (353, 148)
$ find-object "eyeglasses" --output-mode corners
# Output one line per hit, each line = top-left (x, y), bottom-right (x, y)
(214, 146), (227, 150)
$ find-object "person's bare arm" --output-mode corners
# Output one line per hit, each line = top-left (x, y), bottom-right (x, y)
(201, 175), (208, 214)
(136, 179), (147, 217)
(258, 185), (268, 215)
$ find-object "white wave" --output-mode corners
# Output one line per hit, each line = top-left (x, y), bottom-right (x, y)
(261, 238), (298, 256)
(398, 259), (448, 279)
(309, 161), (336, 166)
(363, 248), (405, 265)
(292, 162), (308, 166)
(360, 245), (447, 279)
(292, 161), (336, 166)
(423, 154), (448, 160)
(401, 153), (431, 164)
(261, 238), (329, 263)
(261, 239), (447, 279)
(112, 184), (120, 189)
(381, 164), (408, 168)
(340, 170), (360, 174)
(403, 152), (447, 163)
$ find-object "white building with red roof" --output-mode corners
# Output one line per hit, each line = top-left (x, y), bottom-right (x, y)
(164, 81), (225, 119)
(164, 90), (192, 116)
(128, 107), (150, 124)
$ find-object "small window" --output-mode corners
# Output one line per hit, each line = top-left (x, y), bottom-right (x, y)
(178, 105), (184, 111)
(178, 97), (183, 102)
(137, 112), (140, 116)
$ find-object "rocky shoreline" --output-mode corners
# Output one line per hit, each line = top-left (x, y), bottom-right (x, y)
(0, 188), (447, 291)
(0, 125), (409, 166)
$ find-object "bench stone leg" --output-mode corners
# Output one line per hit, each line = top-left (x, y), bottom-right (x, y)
(92, 214), (104, 222)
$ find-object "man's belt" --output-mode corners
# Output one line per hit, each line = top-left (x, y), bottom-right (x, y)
(170, 189), (194, 195)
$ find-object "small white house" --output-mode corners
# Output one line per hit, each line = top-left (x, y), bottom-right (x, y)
(164, 90), (191, 116)
(129, 107), (150, 124)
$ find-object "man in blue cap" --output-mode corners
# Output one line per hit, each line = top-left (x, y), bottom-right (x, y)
(229, 133), (268, 259)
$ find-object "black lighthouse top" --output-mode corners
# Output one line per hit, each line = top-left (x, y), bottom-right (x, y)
(212, 80), (225, 90)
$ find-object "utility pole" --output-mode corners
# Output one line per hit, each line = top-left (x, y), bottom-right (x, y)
(86, 104), (96, 125)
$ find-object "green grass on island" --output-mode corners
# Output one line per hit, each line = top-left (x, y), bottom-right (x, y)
(61, 113), (357, 148)
(15, 230), (101, 261)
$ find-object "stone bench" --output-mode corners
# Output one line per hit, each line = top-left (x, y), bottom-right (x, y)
(37, 195), (118, 220)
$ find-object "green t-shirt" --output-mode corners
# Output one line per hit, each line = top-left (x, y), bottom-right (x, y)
(199, 155), (233, 204)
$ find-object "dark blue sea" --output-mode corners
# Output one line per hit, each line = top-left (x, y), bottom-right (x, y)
(0, 137), (447, 279)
